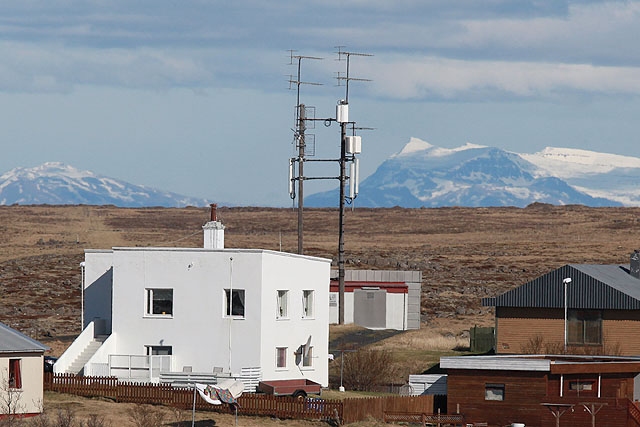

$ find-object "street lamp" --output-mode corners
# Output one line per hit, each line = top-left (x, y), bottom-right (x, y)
(563, 277), (572, 351)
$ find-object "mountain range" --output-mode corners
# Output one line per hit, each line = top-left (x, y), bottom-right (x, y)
(306, 138), (640, 208)
(0, 162), (209, 207)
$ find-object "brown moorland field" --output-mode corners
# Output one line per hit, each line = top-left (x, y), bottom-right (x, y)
(1, 204), (639, 370)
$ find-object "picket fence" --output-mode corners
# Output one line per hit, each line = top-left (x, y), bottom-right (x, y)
(44, 373), (439, 424)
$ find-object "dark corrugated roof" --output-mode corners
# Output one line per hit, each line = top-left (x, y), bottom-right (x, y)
(0, 322), (49, 353)
(482, 264), (640, 310)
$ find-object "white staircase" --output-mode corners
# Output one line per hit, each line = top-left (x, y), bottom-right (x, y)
(65, 335), (107, 375)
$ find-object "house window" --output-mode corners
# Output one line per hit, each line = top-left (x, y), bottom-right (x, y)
(276, 347), (287, 369)
(8, 359), (21, 389)
(303, 346), (313, 367)
(146, 289), (173, 316)
(568, 310), (602, 345)
(145, 346), (172, 355)
(225, 289), (245, 317)
(485, 383), (505, 401)
(569, 380), (595, 392)
(303, 290), (314, 318)
(277, 290), (288, 318)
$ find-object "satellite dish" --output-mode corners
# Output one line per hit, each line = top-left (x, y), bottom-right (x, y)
(303, 335), (312, 358)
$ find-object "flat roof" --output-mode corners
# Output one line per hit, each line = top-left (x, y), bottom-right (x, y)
(85, 247), (331, 263)
(441, 354), (640, 373)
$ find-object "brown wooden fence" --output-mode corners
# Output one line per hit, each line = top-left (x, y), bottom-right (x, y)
(45, 373), (438, 424)
(342, 395), (434, 424)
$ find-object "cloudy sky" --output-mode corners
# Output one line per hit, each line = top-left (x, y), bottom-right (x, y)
(2, 0), (640, 205)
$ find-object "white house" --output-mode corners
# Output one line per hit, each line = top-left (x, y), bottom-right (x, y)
(0, 322), (49, 417)
(55, 213), (331, 389)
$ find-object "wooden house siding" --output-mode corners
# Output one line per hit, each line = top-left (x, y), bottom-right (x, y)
(496, 307), (640, 355)
(447, 368), (636, 427)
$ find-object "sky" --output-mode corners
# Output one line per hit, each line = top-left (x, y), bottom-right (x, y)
(2, 0), (640, 206)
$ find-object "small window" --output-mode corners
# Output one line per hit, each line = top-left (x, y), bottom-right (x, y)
(485, 383), (505, 401)
(303, 346), (313, 367)
(569, 381), (594, 391)
(303, 290), (314, 318)
(8, 359), (21, 389)
(225, 289), (245, 317)
(277, 290), (288, 318)
(276, 347), (287, 369)
(145, 346), (172, 356)
(146, 289), (173, 316)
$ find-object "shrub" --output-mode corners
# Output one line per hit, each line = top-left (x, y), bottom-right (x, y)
(341, 350), (397, 391)
(127, 404), (164, 427)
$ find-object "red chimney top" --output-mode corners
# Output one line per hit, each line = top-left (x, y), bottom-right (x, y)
(210, 203), (217, 222)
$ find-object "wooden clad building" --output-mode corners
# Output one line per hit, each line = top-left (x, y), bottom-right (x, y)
(483, 253), (640, 355)
(442, 355), (640, 427)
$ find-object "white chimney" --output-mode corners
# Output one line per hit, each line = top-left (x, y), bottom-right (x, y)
(203, 204), (225, 249)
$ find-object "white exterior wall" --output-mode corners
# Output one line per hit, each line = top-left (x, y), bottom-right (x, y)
(109, 249), (263, 375)
(329, 292), (354, 325)
(385, 293), (408, 331)
(259, 252), (329, 387)
(79, 247), (331, 387)
(84, 251), (113, 333)
(0, 353), (44, 415)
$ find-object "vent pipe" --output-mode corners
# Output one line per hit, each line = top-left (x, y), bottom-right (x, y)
(203, 204), (225, 249)
(631, 250), (640, 279)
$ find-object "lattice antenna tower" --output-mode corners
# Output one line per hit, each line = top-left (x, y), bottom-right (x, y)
(287, 50), (322, 256)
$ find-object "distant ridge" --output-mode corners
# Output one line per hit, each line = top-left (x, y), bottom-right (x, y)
(0, 162), (211, 207)
(306, 138), (627, 208)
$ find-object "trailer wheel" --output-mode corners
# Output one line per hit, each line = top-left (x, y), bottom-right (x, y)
(292, 390), (307, 399)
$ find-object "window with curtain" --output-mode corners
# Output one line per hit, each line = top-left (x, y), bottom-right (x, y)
(302, 290), (314, 318)
(145, 288), (173, 316)
(276, 347), (287, 368)
(224, 289), (245, 317)
(567, 310), (602, 345)
(9, 359), (21, 389)
(277, 290), (288, 318)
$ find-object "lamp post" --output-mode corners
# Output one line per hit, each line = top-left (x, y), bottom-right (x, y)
(563, 277), (572, 351)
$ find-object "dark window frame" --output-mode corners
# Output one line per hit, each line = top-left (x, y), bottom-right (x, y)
(145, 288), (173, 317)
(485, 383), (505, 401)
(224, 289), (246, 317)
(567, 309), (602, 345)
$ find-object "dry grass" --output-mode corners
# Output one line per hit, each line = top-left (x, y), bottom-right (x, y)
(371, 328), (468, 352)
(38, 391), (332, 427)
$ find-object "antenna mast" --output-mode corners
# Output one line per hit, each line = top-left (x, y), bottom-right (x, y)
(288, 50), (322, 255)
(335, 47), (372, 325)
(286, 48), (372, 325)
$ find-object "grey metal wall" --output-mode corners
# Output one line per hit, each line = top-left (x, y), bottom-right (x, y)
(353, 288), (387, 328)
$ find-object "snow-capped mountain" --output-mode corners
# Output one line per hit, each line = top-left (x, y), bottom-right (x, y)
(305, 138), (624, 208)
(521, 147), (640, 206)
(0, 162), (209, 207)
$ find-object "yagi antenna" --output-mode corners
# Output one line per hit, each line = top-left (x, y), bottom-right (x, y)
(334, 47), (373, 103)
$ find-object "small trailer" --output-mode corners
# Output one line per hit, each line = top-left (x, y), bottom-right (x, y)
(257, 379), (322, 398)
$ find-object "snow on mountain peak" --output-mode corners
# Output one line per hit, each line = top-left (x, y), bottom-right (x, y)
(521, 146), (640, 178)
(394, 138), (486, 158)
(395, 137), (433, 156)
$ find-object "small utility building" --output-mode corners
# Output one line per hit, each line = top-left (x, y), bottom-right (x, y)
(483, 252), (640, 355)
(329, 269), (421, 330)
